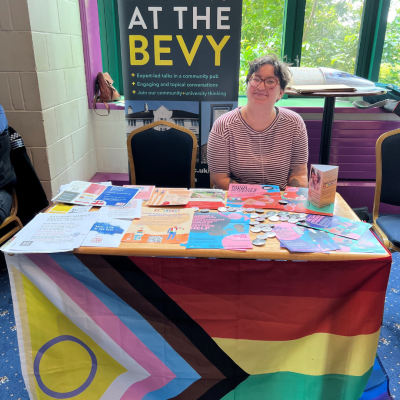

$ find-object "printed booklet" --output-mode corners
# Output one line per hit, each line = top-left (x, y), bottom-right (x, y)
(227, 184), (282, 209)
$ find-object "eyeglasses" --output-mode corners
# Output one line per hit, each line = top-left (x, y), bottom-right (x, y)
(249, 75), (279, 89)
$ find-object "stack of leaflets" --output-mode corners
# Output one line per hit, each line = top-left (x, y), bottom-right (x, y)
(2, 212), (99, 253)
(146, 188), (192, 206)
(328, 230), (387, 255)
(122, 208), (194, 244)
(275, 223), (340, 253)
(226, 184), (282, 209)
(185, 211), (252, 250)
(53, 181), (139, 206)
(297, 215), (371, 240)
(184, 189), (225, 210)
(281, 187), (334, 216)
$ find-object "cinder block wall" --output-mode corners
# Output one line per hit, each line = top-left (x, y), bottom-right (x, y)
(0, 0), (97, 200)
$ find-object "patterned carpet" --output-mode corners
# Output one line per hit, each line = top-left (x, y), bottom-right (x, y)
(0, 253), (398, 399)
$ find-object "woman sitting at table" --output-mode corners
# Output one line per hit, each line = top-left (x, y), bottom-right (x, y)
(207, 54), (309, 190)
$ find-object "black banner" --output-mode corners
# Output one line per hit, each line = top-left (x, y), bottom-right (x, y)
(118, 0), (242, 187)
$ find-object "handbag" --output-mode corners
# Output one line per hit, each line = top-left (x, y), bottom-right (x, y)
(352, 82), (400, 117)
(93, 72), (121, 116)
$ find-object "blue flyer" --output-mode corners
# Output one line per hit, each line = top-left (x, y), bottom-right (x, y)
(91, 186), (139, 206)
(186, 212), (252, 250)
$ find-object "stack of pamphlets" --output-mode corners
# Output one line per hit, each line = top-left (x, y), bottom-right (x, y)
(52, 181), (139, 206)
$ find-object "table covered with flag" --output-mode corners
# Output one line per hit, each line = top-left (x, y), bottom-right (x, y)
(6, 249), (392, 400)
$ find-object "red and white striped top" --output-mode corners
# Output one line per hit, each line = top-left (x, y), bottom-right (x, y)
(207, 107), (308, 190)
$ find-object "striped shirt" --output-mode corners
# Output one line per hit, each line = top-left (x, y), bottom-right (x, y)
(207, 107), (308, 190)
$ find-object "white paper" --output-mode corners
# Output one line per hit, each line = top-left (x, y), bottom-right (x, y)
(81, 217), (132, 247)
(99, 199), (142, 220)
(6, 212), (99, 253)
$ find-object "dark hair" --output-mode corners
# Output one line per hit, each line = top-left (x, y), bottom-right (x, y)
(246, 54), (292, 90)
(311, 168), (321, 182)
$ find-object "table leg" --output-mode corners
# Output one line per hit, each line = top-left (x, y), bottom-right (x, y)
(319, 97), (336, 164)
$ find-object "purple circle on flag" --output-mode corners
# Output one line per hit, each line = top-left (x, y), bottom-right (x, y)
(33, 335), (97, 399)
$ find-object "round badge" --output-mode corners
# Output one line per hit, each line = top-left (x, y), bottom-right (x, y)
(236, 208), (244, 212)
(277, 211), (289, 216)
(227, 207), (237, 212)
(262, 227), (273, 233)
(290, 214), (300, 218)
(264, 223), (275, 228)
(288, 218), (299, 224)
(279, 200), (288, 205)
(257, 234), (269, 240)
(299, 213), (307, 218)
(266, 232), (276, 238)
(255, 217), (265, 222)
(250, 213), (258, 219)
(249, 221), (260, 226)
(245, 208), (255, 213)
(251, 227), (262, 233)
(218, 207), (227, 212)
(255, 209), (265, 214)
(191, 207), (199, 211)
(265, 211), (277, 217)
(269, 216), (280, 222)
(252, 238), (266, 246)
(201, 209), (210, 213)
(280, 215), (289, 221)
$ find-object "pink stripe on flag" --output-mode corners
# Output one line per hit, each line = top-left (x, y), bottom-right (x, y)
(27, 254), (175, 397)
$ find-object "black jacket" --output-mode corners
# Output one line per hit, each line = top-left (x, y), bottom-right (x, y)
(9, 127), (49, 225)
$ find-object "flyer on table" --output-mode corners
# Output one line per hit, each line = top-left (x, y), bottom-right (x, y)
(122, 208), (194, 244)
(282, 187), (334, 216)
(226, 184), (283, 209)
(186, 212), (252, 250)
(5, 212), (99, 253)
(53, 181), (139, 207)
(82, 217), (132, 247)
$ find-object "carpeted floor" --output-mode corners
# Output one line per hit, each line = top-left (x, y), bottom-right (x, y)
(0, 253), (399, 399)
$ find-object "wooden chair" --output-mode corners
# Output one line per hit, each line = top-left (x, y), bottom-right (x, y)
(372, 128), (400, 252)
(127, 120), (197, 188)
(0, 189), (23, 246)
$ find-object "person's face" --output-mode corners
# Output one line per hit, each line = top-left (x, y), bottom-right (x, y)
(312, 173), (318, 184)
(246, 64), (284, 108)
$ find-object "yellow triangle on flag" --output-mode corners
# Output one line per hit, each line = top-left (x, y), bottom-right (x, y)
(23, 275), (127, 400)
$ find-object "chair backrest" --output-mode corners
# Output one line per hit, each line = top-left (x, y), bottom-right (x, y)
(127, 120), (197, 188)
(373, 128), (400, 221)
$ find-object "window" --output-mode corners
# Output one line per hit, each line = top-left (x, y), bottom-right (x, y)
(191, 120), (199, 127)
(175, 120), (185, 126)
(239, 0), (285, 94)
(143, 119), (153, 125)
(379, 0), (400, 84)
(300, 1), (364, 74)
(97, 0), (393, 100)
(128, 120), (136, 127)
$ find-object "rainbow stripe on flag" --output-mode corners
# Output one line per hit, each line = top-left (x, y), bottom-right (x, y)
(6, 252), (391, 399)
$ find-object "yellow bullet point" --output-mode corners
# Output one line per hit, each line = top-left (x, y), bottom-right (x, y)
(132, 82), (135, 86)
(131, 73), (135, 77)
(132, 90), (136, 94)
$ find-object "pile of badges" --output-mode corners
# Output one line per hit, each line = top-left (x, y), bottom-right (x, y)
(242, 208), (307, 247)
